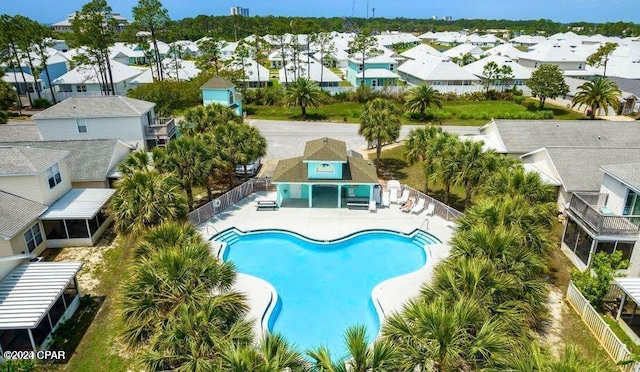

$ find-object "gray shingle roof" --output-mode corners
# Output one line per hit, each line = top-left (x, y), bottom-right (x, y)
(0, 124), (43, 142)
(0, 191), (47, 239)
(0, 146), (69, 176)
(0, 140), (131, 182)
(31, 96), (155, 119)
(609, 77), (640, 98)
(303, 138), (348, 162)
(272, 156), (377, 184)
(601, 163), (640, 193)
(200, 77), (235, 89)
(542, 147), (640, 192)
(482, 120), (640, 154)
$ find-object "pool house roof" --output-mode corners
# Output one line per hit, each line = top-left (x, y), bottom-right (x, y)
(303, 137), (347, 162)
(273, 156), (378, 184)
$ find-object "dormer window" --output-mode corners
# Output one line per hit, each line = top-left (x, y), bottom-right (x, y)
(315, 163), (335, 173)
(46, 163), (62, 189)
(76, 118), (87, 133)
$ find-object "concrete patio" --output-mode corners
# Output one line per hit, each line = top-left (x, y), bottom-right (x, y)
(198, 191), (456, 339)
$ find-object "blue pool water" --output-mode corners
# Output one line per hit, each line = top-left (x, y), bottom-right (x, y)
(217, 229), (437, 353)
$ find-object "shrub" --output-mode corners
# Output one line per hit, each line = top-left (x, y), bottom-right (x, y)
(348, 86), (379, 103)
(32, 98), (52, 109)
(525, 101), (538, 111)
(333, 92), (348, 102)
(442, 92), (458, 101)
(571, 251), (628, 311)
(262, 86), (284, 106)
(513, 96), (525, 104)
(460, 91), (486, 101)
(0, 111), (7, 124)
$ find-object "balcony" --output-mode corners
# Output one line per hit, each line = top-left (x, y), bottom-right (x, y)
(144, 118), (176, 140)
(568, 192), (640, 238)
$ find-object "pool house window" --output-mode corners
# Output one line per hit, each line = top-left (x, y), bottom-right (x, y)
(23, 223), (43, 253)
(315, 163), (335, 173)
(46, 163), (62, 189)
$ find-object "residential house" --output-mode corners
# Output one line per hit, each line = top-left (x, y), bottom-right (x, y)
(483, 43), (523, 60)
(130, 59), (200, 87)
(462, 55), (532, 88)
(0, 257), (83, 352)
(0, 139), (134, 189)
(518, 42), (587, 72)
(442, 43), (484, 62)
(609, 77), (640, 113)
(0, 124), (43, 142)
(473, 119), (640, 158)
(273, 138), (379, 208)
(509, 35), (547, 47)
(200, 77), (243, 116)
(228, 58), (270, 88)
(109, 43), (147, 66)
(399, 44), (442, 60)
(32, 96), (175, 150)
(279, 60), (342, 87)
(397, 54), (480, 87)
(520, 147), (640, 212)
(51, 12), (129, 33)
(375, 32), (421, 49)
(345, 55), (400, 87)
(51, 60), (145, 96)
(464, 34), (504, 47)
(0, 145), (114, 252)
(562, 163), (640, 276)
(220, 42), (238, 61)
(2, 71), (40, 95)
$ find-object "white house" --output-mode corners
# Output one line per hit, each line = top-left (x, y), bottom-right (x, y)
(397, 54), (480, 87)
(400, 44), (442, 60)
(509, 35), (547, 47)
(51, 60), (145, 96)
(462, 55), (532, 87)
(442, 43), (484, 62)
(32, 96), (175, 150)
(228, 58), (270, 88)
(130, 58), (200, 87)
(561, 162), (640, 276)
(518, 42), (587, 72)
(483, 43), (523, 60)
(279, 60), (342, 87)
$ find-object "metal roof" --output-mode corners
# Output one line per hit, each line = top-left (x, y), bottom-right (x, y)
(40, 188), (115, 220)
(0, 262), (82, 329)
(614, 277), (640, 307)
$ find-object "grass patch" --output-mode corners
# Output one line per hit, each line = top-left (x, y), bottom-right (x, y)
(44, 234), (139, 372)
(378, 145), (466, 211)
(602, 316), (639, 354)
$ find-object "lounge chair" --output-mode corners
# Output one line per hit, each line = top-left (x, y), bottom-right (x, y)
(411, 199), (426, 214)
(369, 200), (377, 212)
(398, 189), (410, 206)
(424, 203), (435, 216)
(401, 198), (415, 213)
(381, 190), (390, 207)
(389, 190), (399, 204)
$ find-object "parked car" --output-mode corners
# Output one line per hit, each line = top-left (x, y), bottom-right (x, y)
(236, 158), (262, 177)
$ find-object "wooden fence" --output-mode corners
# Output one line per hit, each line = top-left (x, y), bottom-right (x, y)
(566, 281), (640, 372)
(403, 185), (463, 222)
(188, 178), (271, 225)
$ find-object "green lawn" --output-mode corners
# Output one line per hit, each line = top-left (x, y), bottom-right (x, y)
(246, 99), (584, 126)
(378, 145), (467, 211)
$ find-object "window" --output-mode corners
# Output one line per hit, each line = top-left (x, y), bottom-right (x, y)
(624, 189), (640, 215)
(315, 163), (335, 173)
(76, 118), (87, 133)
(228, 90), (234, 105)
(389, 64), (395, 71)
(358, 64), (363, 71)
(578, 63), (584, 70)
(23, 223), (43, 252)
(46, 163), (62, 189)
(76, 84), (87, 92)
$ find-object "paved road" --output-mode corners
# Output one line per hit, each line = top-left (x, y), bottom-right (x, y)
(248, 119), (480, 160)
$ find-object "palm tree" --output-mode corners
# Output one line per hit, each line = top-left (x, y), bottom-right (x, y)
(432, 134), (460, 205)
(220, 333), (308, 372)
(236, 124), (268, 181)
(405, 85), (443, 122)
(483, 166), (556, 204)
(451, 53), (475, 66)
(109, 169), (188, 235)
(383, 297), (512, 372)
(183, 103), (243, 135)
(153, 136), (211, 210)
(571, 77), (621, 119)
(405, 126), (443, 193)
(307, 325), (397, 372)
(455, 140), (497, 209)
(121, 223), (246, 349)
(282, 77), (327, 119)
(117, 150), (152, 175)
(206, 122), (245, 190)
(359, 98), (402, 172)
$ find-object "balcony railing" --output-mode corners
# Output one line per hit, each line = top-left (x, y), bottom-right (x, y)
(569, 192), (640, 237)
(144, 118), (176, 139)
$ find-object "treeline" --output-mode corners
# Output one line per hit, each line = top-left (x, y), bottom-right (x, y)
(170, 15), (640, 41)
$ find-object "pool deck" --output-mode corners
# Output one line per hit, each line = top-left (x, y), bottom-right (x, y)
(198, 191), (456, 339)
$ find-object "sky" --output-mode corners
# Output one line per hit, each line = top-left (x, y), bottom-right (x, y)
(0, 0), (636, 24)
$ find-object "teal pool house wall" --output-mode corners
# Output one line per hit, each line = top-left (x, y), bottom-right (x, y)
(275, 183), (375, 208)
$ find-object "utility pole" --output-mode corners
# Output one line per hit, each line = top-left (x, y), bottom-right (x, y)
(234, 23), (238, 42)
(366, 0), (369, 18)
(372, 7), (375, 18)
(351, 0), (355, 18)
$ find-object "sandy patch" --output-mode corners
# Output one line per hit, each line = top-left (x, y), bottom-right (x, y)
(539, 287), (565, 357)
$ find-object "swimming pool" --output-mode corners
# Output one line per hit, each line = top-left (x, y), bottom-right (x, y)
(215, 229), (439, 353)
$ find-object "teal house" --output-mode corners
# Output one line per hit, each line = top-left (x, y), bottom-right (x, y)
(272, 138), (379, 208)
(200, 77), (243, 116)
(345, 55), (400, 87)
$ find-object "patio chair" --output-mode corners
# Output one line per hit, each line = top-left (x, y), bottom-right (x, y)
(389, 189), (399, 204)
(381, 190), (390, 207)
(398, 189), (410, 206)
(424, 203), (435, 216)
(401, 198), (415, 213)
(411, 198), (426, 214)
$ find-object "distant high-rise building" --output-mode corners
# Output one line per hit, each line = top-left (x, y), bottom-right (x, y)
(431, 15), (437, 20)
(230, 6), (249, 17)
(442, 16), (453, 22)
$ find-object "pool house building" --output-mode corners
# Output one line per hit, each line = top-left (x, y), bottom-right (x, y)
(272, 138), (379, 208)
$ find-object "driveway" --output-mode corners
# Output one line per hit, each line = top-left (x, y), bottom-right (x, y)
(248, 119), (480, 160)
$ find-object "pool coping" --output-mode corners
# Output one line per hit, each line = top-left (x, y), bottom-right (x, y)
(213, 227), (446, 339)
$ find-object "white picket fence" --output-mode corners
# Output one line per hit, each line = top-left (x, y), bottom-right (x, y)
(566, 281), (640, 372)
